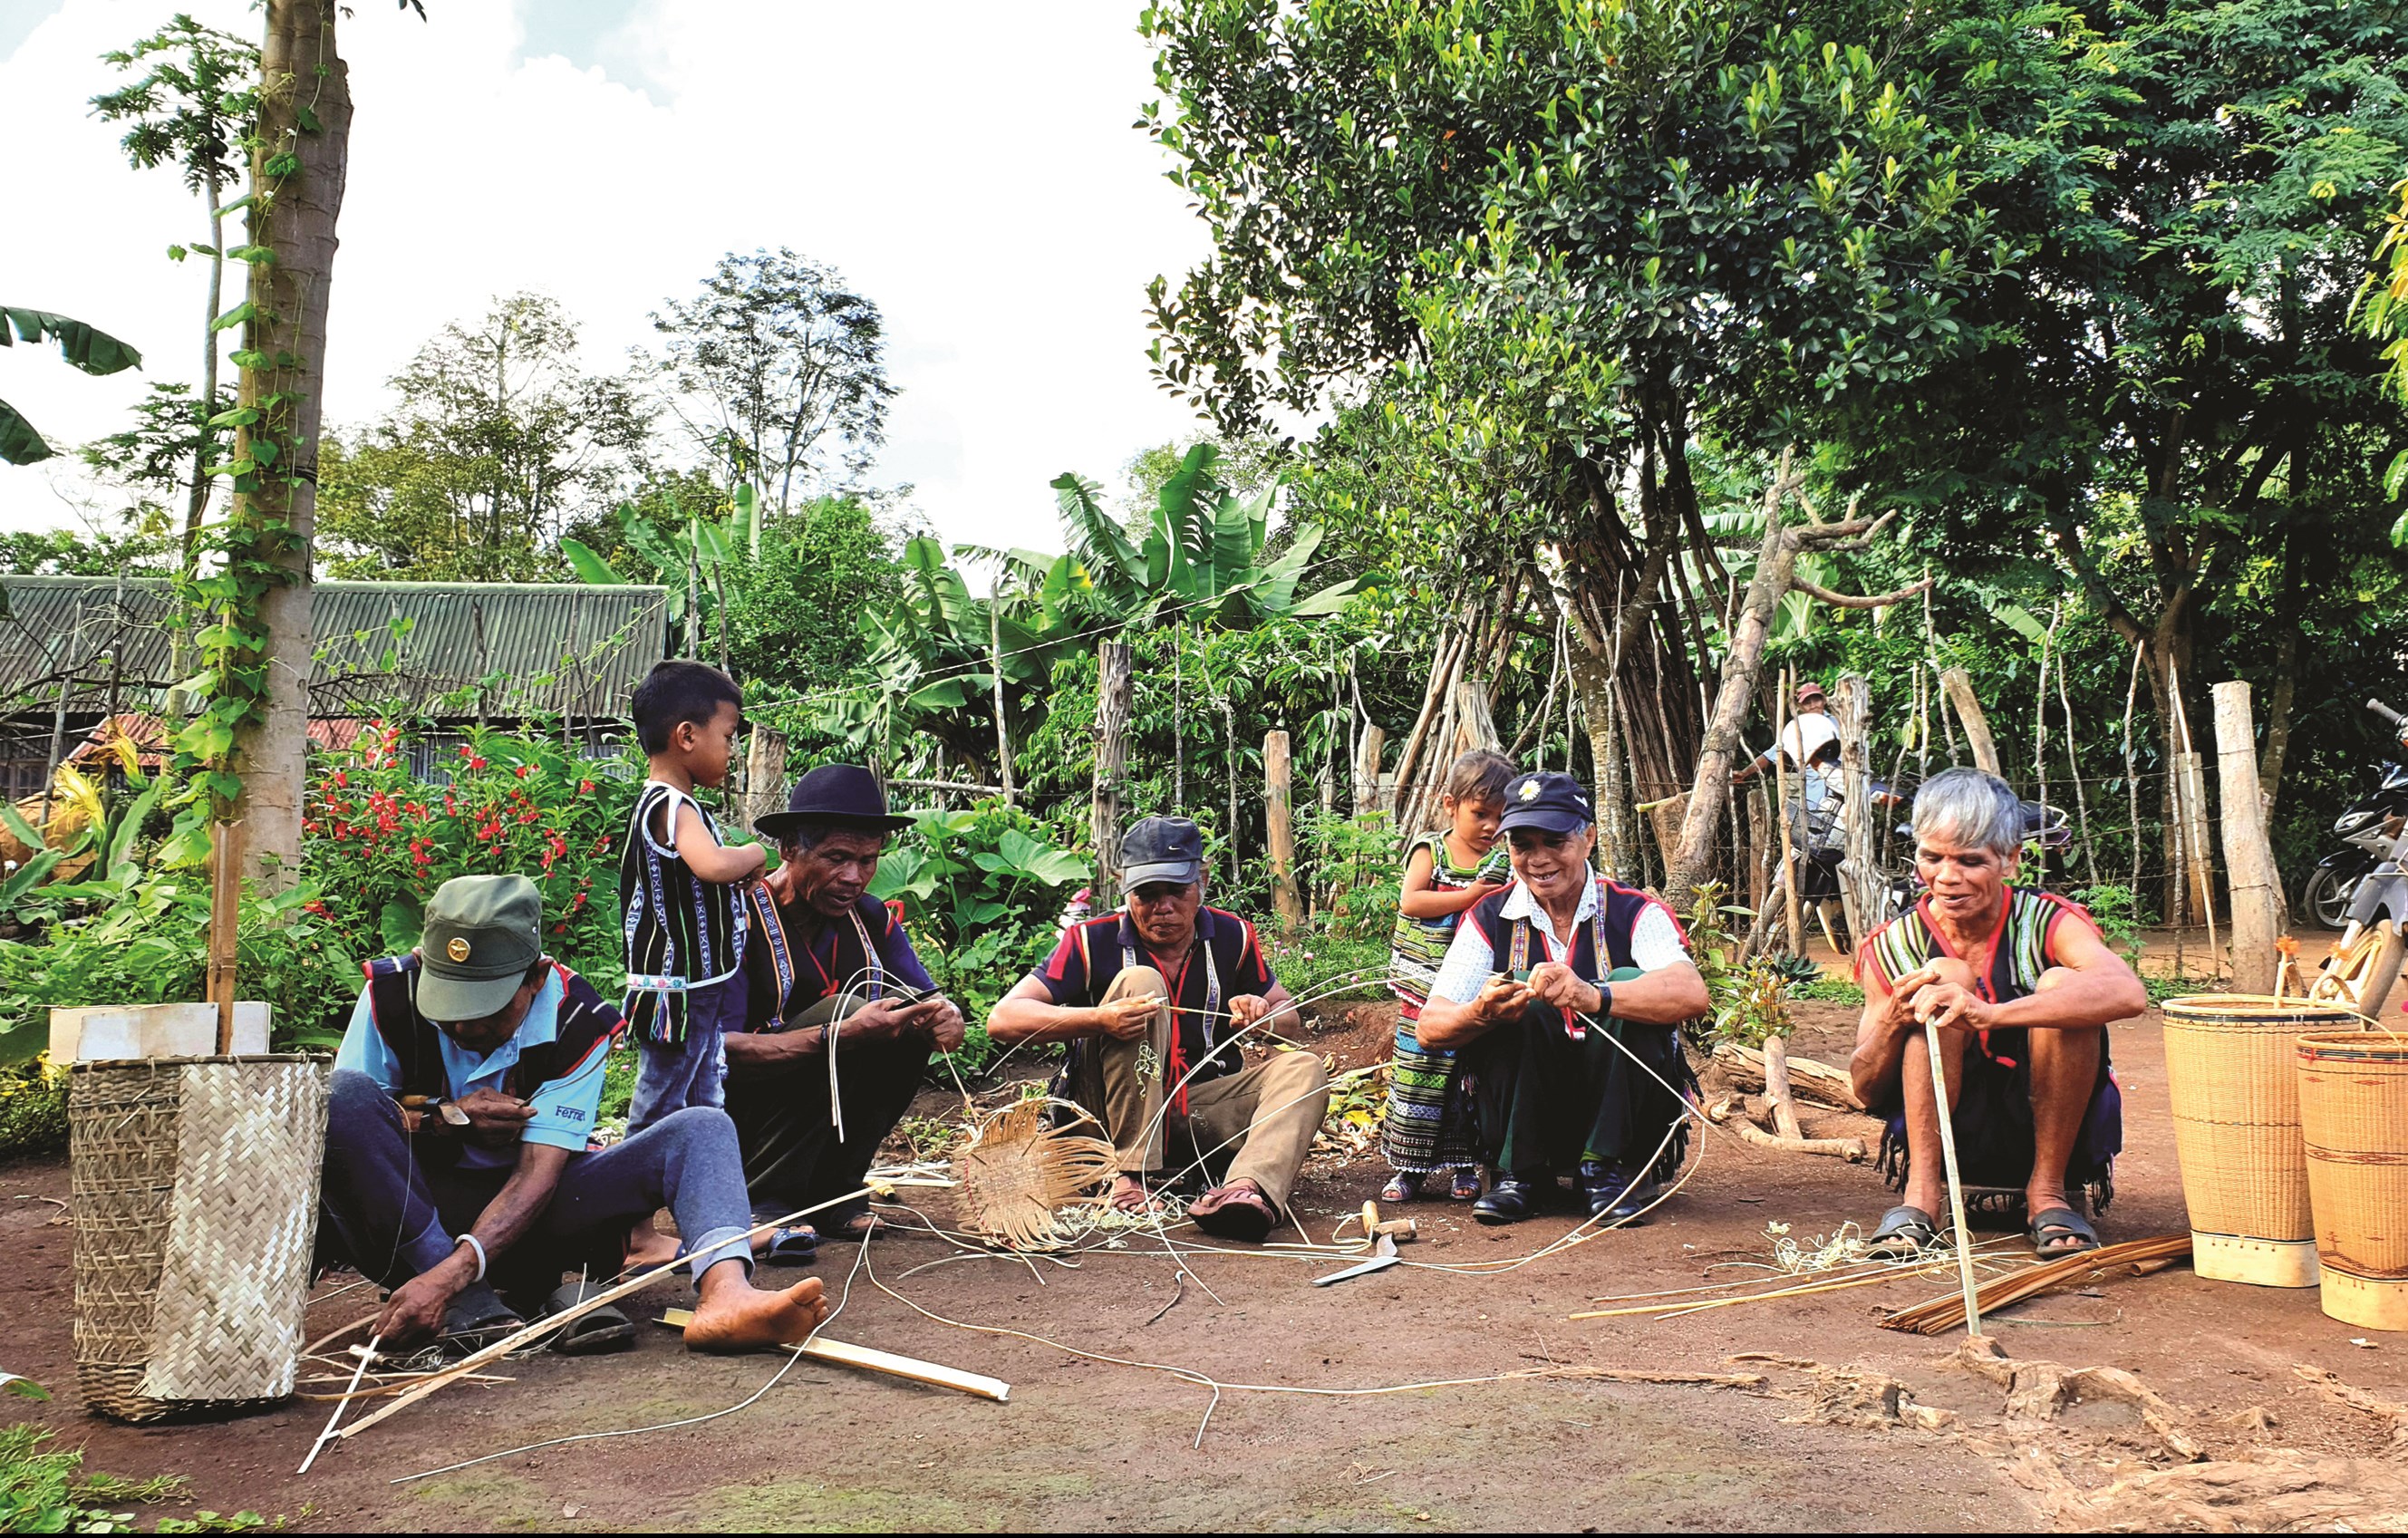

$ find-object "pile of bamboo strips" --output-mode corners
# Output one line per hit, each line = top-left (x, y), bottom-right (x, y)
(1880, 1233), (2191, 1336)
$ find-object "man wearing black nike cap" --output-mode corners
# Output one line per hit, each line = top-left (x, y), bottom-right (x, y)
(1415, 772), (1711, 1225)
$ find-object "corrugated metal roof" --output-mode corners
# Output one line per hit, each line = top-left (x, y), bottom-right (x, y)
(0, 575), (669, 720)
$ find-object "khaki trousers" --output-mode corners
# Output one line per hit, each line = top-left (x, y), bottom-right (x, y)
(1072, 965), (1329, 1214)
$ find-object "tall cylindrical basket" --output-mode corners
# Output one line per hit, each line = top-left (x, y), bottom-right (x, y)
(2298, 1031), (2408, 1330)
(2161, 994), (2362, 1286)
(70, 1054), (329, 1421)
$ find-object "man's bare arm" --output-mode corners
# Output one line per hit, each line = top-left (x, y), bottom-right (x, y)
(1991, 918), (2148, 1029)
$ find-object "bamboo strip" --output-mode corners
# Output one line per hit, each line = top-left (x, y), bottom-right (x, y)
(659, 1309), (1009, 1403)
(1880, 1233), (2191, 1335)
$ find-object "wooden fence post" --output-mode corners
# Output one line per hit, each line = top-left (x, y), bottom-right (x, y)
(1093, 640), (1131, 901)
(1265, 730), (1304, 931)
(2212, 681), (2278, 992)
(1938, 668), (2002, 776)
(1833, 672), (1883, 952)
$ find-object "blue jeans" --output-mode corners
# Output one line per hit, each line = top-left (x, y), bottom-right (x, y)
(628, 973), (746, 1135)
(317, 1069), (753, 1297)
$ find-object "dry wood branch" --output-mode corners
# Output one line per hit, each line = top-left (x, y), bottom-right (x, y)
(1709, 1042), (1864, 1109)
(1763, 1035), (1805, 1141)
(1790, 574), (1934, 610)
(1558, 1368), (1769, 1389)
(1704, 1091), (1867, 1160)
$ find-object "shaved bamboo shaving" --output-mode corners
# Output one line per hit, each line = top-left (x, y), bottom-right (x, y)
(954, 1097), (1118, 1251)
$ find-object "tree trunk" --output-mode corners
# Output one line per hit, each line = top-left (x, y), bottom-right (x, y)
(1354, 724), (1384, 818)
(745, 725), (788, 827)
(2212, 682), (2278, 993)
(988, 597), (1014, 805)
(1664, 467), (1797, 908)
(1833, 673), (1882, 951)
(1938, 669), (2001, 776)
(1092, 640), (1131, 898)
(231, 0), (350, 886)
(2259, 626), (2299, 817)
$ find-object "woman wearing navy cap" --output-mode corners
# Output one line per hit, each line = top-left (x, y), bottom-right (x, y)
(1415, 771), (1711, 1225)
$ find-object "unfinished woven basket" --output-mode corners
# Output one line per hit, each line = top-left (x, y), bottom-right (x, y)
(2297, 1031), (2408, 1330)
(70, 1054), (328, 1421)
(2161, 994), (2361, 1288)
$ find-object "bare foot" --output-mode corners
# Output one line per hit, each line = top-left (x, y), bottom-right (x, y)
(683, 1275), (829, 1353)
(625, 1213), (682, 1271)
(1110, 1175), (1165, 1214)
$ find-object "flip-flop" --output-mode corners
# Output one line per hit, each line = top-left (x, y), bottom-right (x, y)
(757, 1225), (819, 1265)
(2027, 1205), (2101, 1257)
(1190, 1181), (1277, 1243)
(538, 1280), (636, 1357)
(818, 1209), (886, 1243)
(1865, 1204), (1940, 1259)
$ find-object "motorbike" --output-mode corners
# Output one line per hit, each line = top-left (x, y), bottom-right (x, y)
(2311, 700), (2408, 1013)
(2299, 758), (2408, 931)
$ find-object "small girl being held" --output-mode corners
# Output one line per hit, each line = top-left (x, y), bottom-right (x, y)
(1381, 749), (1517, 1203)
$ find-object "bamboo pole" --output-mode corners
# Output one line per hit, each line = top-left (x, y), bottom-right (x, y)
(208, 820), (243, 1053)
(1774, 669), (1803, 954)
(2059, 643), (2100, 888)
(659, 1311), (1009, 1402)
(2213, 681), (2277, 992)
(1266, 730), (1303, 931)
(1924, 1014), (1985, 1340)
(2123, 641), (2145, 903)
(2170, 664), (2219, 972)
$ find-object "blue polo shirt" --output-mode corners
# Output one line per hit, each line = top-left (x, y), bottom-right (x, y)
(334, 967), (608, 1169)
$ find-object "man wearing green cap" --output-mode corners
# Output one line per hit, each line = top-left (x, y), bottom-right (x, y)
(320, 874), (830, 1354)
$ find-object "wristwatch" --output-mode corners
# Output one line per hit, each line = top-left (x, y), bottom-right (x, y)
(1593, 982), (1614, 1019)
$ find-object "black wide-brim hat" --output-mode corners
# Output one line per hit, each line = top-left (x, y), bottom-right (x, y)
(754, 763), (915, 839)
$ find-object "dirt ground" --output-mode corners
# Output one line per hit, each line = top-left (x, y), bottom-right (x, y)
(10, 952), (2408, 1532)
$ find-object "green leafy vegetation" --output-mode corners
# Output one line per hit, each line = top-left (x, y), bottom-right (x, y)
(0, 1423), (283, 1533)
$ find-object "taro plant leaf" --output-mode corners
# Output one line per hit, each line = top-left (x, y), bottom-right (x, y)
(867, 846), (938, 902)
(379, 898), (421, 954)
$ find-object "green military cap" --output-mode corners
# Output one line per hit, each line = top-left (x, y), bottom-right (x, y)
(417, 873), (544, 1023)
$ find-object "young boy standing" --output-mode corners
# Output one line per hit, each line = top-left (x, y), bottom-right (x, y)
(621, 661), (765, 1136)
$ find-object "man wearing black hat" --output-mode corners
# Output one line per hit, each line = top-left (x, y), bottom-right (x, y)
(987, 815), (1327, 1243)
(727, 764), (966, 1255)
(1416, 773), (1712, 1225)
(319, 874), (830, 1354)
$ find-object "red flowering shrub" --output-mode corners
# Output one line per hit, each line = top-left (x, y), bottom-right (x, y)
(303, 722), (642, 987)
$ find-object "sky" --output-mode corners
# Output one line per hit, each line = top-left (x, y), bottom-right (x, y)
(0, 0), (1217, 556)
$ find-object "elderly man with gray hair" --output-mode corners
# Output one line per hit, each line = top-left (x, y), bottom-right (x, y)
(1850, 768), (2147, 1260)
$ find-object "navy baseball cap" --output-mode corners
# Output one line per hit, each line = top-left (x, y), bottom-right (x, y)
(1495, 771), (1595, 837)
(1120, 816), (1204, 893)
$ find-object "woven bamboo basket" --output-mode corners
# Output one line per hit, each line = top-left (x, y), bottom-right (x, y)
(2298, 1031), (2408, 1330)
(69, 1054), (328, 1421)
(2162, 994), (2363, 1287)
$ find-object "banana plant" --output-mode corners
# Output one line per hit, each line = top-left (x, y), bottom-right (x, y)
(1047, 442), (1359, 628)
(561, 483), (761, 659)
(1, 307), (143, 465)
(0, 757), (167, 925)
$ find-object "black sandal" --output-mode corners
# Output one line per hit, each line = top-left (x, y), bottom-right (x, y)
(757, 1225), (819, 1264)
(2027, 1205), (2100, 1257)
(1866, 1204), (1940, 1258)
(538, 1279), (636, 1356)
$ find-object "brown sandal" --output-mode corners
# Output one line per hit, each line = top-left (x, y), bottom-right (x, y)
(1190, 1179), (1277, 1243)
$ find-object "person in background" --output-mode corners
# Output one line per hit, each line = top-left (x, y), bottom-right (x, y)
(1379, 749), (1515, 1204)
(619, 660), (766, 1265)
(1415, 773), (1711, 1226)
(317, 874), (829, 1356)
(986, 815), (1329, 1243)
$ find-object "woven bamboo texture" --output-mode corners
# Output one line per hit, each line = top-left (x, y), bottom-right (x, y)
(70, 1055), (328, 1421)
(2162, 995), (2360, 1247)
(2298, 1033), (2408, 1299)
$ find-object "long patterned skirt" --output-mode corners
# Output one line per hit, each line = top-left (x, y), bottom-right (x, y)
(1382, 1014), (1481, 1175)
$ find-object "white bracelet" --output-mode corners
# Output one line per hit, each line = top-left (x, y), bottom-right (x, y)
(454, 1233), (487, 1283)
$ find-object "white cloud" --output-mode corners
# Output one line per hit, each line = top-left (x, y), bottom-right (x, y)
(0, 0), (1213, 556)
